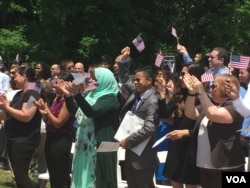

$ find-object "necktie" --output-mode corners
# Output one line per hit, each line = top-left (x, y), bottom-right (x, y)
(131, 95), (141, 113)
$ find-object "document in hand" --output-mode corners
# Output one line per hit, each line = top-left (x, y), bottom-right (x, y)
(114, 111), (151, 156)
(97, 141), (120, 152)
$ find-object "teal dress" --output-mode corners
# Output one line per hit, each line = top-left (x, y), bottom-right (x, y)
(71, 107), (96, 188)
(65, 67), (119, 188)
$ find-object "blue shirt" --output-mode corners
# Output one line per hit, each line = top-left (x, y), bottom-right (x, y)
(183, 54), (193, 64)
(240, 87), (250, 138)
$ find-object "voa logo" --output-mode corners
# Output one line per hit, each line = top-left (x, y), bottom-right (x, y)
(226, 176), (246, 184)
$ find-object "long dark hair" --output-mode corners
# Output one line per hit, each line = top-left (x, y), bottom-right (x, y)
(17, 66), (36, 82)
(58, 72), (74, 82)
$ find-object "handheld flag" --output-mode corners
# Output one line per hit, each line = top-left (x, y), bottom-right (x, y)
(171, 27), (179, 43)
(155, 53), (164, 67)
(15, 54), (20, 63)
(229, 54), (250, 69)
(132, 34), (145, 52)
(84, 82), (99, 92)
(201, 73), (214, 83)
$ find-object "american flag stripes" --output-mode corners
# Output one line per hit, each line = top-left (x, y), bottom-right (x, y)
(201, 73), (214, 83)
(84, 82), (99, 92)
(132, 34), (145, 52)
(155, 53), (164, 67)
(229, 54), (250, 69)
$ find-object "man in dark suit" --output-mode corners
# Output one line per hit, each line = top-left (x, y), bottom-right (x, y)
(118, 62), (159, 188)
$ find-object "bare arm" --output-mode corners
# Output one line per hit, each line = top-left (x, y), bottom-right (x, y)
(198, 92), (233, 124)
(0, 93), (37, 123)
(35, 98), (71, 129)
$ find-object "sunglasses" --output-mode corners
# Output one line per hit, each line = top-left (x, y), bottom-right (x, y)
(10, 71), (16, 75)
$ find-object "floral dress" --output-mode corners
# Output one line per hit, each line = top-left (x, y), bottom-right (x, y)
(71, 106), (96, 188)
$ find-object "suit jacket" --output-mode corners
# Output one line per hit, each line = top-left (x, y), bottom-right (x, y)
(119, 87), (160, 170)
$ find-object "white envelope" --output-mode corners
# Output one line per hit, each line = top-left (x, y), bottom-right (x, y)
(114, 111), (150, 156)
(97, 141), (120, 152)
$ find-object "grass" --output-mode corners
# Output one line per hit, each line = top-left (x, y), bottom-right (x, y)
(0, 169), (50, 188)
(0, 169), (16, 188)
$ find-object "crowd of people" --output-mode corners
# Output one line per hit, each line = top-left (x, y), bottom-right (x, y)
(0, 43), (249, 188)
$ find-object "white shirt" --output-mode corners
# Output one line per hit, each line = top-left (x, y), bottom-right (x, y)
(233, 81), (250, 117)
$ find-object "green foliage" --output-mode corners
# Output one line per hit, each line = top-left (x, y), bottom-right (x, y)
(0, 26), (29, 64)
(1, 0), (250, 70)
(77, 36), (99, 63)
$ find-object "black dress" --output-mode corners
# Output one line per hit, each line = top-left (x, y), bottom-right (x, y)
(160, 91), (200, 185)
(163, 115), (200, 184)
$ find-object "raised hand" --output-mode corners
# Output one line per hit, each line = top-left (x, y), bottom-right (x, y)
(183, 73), (203, 94)
(114, 46), (130, 63)
(177, 43), (188, 56)
(225, 78), (239, 100)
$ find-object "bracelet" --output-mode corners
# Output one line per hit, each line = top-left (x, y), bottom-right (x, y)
(43, 109), (49, 115)
(187, 93), (197, 97)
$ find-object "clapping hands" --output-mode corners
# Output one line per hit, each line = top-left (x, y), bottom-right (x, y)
(0, 94), (9, 109)
(60, 80), (81, 97)
(183, 73), (203, 94)
(34, 98), (48, 114)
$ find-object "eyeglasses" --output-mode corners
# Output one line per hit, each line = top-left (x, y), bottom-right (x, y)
(210, 84), (217, 89)
(10, 71), (16, 75)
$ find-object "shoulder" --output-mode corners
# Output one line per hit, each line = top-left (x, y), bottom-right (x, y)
(97, 94), (119, 103)
(24, 90), (40, 99)
(0, 72), (10, 80)
(144, 88), (159, 101)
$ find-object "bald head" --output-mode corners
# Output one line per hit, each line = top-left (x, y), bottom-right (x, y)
(51, 64), (61, 77)
(74, 62), (84, 73)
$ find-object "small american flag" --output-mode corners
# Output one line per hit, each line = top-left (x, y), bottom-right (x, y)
(155, 53), (164, 67)
(15, 54), (20, 63)
(229, 54), (250, 69)
(201, 73), (214, 83)
(171, 27), (177, 38)
(132, 34), (145, 52)
(84, 82), (99, 92)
